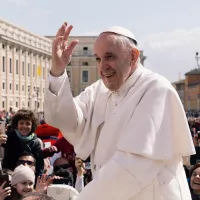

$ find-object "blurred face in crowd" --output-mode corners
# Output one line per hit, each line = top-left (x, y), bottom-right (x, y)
(13, 181), (34, 197)
(17, 120), (32, 136)
(17, 156), (36, 173)
(53, 157), (73, 175)
(94, 33), (139, 91)
(191, 166), (200, 194)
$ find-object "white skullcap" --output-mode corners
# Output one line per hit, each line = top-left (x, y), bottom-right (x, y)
(101, 26), (137, 45)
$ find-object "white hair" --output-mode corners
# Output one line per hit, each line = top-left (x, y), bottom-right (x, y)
(114, 34), (141, 65)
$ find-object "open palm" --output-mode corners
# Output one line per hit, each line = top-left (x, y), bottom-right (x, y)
(51, 22), (78, 77)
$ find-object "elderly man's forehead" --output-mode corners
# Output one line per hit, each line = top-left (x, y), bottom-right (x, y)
(96, 32), (119, 43)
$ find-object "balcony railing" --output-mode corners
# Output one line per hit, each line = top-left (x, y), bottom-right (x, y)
(72, 51), (94, 57)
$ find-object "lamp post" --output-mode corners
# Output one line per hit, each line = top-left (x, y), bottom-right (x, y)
(195, 52), (200, 111)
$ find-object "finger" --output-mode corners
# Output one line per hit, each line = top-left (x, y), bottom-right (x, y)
(47, 176), (53, 185)
(56, 22), (68, 37)
(52, 36), (64, 53)
(63, 25), (73, 41)
(53, 146), (58, 151)
(42, 174), (47, 182)
(0, 181), (7, 189)
(64, 40), (79, 56)
(37, 176), (41, 183)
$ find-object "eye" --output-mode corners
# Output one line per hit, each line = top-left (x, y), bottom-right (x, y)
(105, 55), (114, 60)
(95, 57), (101, 63)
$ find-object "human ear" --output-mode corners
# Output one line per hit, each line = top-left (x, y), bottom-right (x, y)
(131, 48), (140, 65)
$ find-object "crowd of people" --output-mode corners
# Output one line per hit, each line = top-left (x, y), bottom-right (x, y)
(0, 108), (199, 199)
(0, 109), (92, 200)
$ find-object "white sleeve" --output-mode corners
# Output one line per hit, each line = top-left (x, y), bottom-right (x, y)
(75, 175), (84, 193)
(76, 151), (164, 200)
(44, 72), (85, 146)
(48, 71), (67, 95)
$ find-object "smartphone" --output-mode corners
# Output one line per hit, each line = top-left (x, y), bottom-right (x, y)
(0, 173), (11, 188)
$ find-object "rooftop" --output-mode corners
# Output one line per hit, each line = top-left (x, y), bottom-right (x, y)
(185, 68), (200, 75)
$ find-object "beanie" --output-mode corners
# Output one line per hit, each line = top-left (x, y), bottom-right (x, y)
(11, 165), (35, 186)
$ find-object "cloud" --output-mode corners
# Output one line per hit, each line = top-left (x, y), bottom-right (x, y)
(5, 0), (29, 6)
(139, 28), (200, 82)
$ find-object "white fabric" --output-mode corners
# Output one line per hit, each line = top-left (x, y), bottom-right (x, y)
(101, 26), (137, 43)
(44, 63), (195, 200)
(75, 175), (84, 193)
(47, 185), (79, 200)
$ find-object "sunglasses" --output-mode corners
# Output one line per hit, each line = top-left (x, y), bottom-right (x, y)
(17, 160), (35, 166)
(54, 164), (71, 172)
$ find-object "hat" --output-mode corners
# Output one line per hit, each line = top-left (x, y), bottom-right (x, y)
(101, 26), (137, 45)
(11, 165), (35, 186)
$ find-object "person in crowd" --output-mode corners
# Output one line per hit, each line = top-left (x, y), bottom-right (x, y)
(16, 152), (36, 173)
(189, 163), (200, 199)
(0, 109), (44, 177)
(0, 165), (35, 200)
(44, 22), (195, 199)
(0, 165), (54, 200)
(52, 157), (74, 186)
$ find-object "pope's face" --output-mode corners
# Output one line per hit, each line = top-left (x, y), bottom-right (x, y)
(94, 33), (137, 91)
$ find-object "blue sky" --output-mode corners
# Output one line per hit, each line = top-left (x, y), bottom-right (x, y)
(1, 0), (200, 81)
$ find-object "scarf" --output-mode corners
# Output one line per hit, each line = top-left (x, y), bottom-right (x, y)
(15, 129), (35, 142)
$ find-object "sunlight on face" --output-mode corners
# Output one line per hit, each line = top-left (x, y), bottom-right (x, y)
(94, 33), (137, 91)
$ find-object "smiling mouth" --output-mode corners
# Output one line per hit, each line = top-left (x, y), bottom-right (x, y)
(104, 72), (115, 78)
(194, 182), (200, 185)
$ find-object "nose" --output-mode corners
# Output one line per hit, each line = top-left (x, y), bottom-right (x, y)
(196, 174), (200, 178)
(99, 59), (109, 71)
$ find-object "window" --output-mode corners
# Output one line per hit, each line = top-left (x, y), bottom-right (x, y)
(22, 62), (25, 75)
(2, 44), (5, 49)
(2, 82), (5, 89)
(22, 85), (24, 91)
(28, 63), (30, 76)
(16, 60), (18, 74)
(83, 47), (88, 51)
(82, 70), (88, 82)
(16, 84), (18, 91)
(16, 102), (18, 108)
(2, 56), (5, 72)
(67, 70), (71, 82)
(2, 101), (5, 108)
(82, 62), (88, 66)
(10, 58), (12, 73)
(83, 47), (88, 55)
(33, 64), (35, 77)
(10, 83), (12, 90)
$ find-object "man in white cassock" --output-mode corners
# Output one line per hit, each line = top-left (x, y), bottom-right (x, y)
(44, 22), (195, 200)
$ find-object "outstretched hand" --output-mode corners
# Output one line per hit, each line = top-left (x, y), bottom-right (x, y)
(51, 22), (79, 77)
